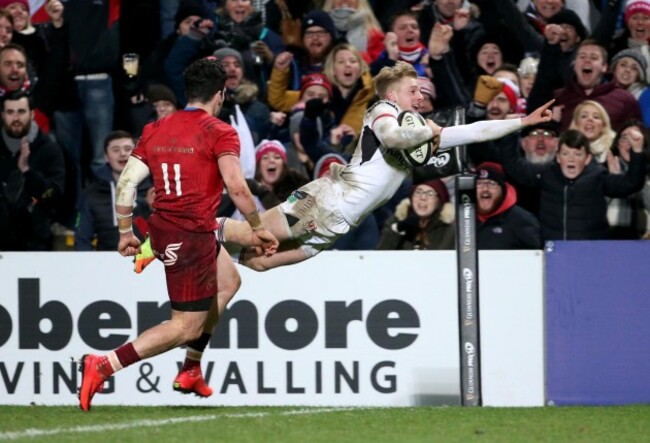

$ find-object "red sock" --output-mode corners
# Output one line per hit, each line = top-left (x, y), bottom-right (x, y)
(114, 343), (142, 368)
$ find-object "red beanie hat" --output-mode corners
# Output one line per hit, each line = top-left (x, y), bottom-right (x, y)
(0, 0), (29, 13)
(498, 78), (520, 112)
(300, 73), (333, 99)
(254, 139), (287, 163)
(625, 0), (650, 23)
(411, 179), (450, 205)
(313, 153), (347, 179)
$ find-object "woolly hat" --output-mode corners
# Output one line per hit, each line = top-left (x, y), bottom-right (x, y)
(418, 76), (436, 100)
(497, 77), (520, 111)
(611, 48), (648, 83)
(174, 0), (205, 29)
(146, 84), (178, 107)
(547, 9), (588, 41)
(213, 47), (244, 66)
(625, 0), (650, 24)
(518, 57), (539, 77)
(300, 73), (333, 98)
(411, 179), (450, 205)
(475, 162), (507, 194)
(255, 139), (287, 163)
(313, 153), (347, 180)
(302, 10), (337, 40)
(471, 33), (505, 64)
(0, 0), (28, 13)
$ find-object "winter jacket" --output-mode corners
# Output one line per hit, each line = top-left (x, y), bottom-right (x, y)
(501, 141), (646, 240)
(0, 129), (65, 250)
(477, 183), (542, 249)
(268, 70), (373, 135)
(377, 199), (455, 250)
(554, 78), (641, 132)
(75, 164), (150, 251)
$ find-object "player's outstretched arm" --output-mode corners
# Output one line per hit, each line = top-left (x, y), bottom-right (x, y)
(436, 99), (554, 152)
(219, 154), (279, 256)
(521, 99), (554, 127)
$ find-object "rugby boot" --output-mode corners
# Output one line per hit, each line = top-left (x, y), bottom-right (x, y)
(173, 365), (213, 398)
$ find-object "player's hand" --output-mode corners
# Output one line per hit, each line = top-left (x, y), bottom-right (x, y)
(425, 119), (442, 152)
(118, 232), (141, 257)
(252, 228), (279, 256)
(522, 99), (554, 127)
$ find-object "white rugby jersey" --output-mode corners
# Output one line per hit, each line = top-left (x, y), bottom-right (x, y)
(332, 100), (523, 227)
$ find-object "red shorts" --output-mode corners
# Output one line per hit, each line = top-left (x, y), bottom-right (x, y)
(148, 213), (218, 311)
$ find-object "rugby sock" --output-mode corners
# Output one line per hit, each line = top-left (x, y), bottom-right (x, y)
(113, 342), (142, 370)
(183, 333), (212, 368)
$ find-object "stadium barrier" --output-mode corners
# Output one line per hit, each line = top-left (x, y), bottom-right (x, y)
(545, 241), (650, 406)
(0, 250), (544, 407)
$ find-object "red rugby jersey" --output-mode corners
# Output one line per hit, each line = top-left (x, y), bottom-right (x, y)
(132, 108), (240, 232)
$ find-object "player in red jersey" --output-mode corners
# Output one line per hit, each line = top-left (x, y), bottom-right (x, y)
(77, 57), (279, 411)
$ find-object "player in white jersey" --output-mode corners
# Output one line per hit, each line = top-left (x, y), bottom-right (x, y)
(136, 61), (553, 397)
(218, 61), (554, 270)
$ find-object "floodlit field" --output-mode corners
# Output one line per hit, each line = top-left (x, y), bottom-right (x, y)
(1, 405), (649, 443)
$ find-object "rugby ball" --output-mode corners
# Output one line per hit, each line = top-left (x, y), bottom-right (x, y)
(397, 110), (433, 167)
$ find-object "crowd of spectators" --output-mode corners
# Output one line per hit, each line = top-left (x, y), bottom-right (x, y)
(1, 0), (649, 252)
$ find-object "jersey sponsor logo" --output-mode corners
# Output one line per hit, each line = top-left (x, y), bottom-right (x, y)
(429, 152), (451, 168)
(163, 242), (183, 266)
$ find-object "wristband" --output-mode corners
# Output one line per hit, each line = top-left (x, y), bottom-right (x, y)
(117, 214), (133, 234)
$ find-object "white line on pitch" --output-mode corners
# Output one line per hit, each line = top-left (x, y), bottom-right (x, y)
(0, 407), (348, 441)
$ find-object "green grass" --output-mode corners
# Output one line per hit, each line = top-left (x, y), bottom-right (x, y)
(1, 405), (649, 443)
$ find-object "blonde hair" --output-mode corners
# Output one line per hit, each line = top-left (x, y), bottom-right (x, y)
(373, 61), (418, 99)
(569, 100), (616, 159)
(322, 0), (382, 31)
(323, 43), (369, 89)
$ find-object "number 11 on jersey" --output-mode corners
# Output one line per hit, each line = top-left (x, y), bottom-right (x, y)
(162, 163), (182, 196)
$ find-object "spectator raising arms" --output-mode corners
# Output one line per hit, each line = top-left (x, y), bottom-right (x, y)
(500, 129), (646, 241)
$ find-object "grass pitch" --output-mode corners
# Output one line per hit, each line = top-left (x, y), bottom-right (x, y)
(1, 405), (649, 443)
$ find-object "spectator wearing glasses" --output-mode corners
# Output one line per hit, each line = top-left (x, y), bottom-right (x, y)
(505, 121), (560, 217)
(476, 162), (542, 249)
(267, 11), (337, 112)
(377, 178), (455, 251)
(500, 129), (646, 241)
(475, 162), (542, 250)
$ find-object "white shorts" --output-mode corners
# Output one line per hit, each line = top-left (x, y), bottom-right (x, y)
(279, 177), (351, 254)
